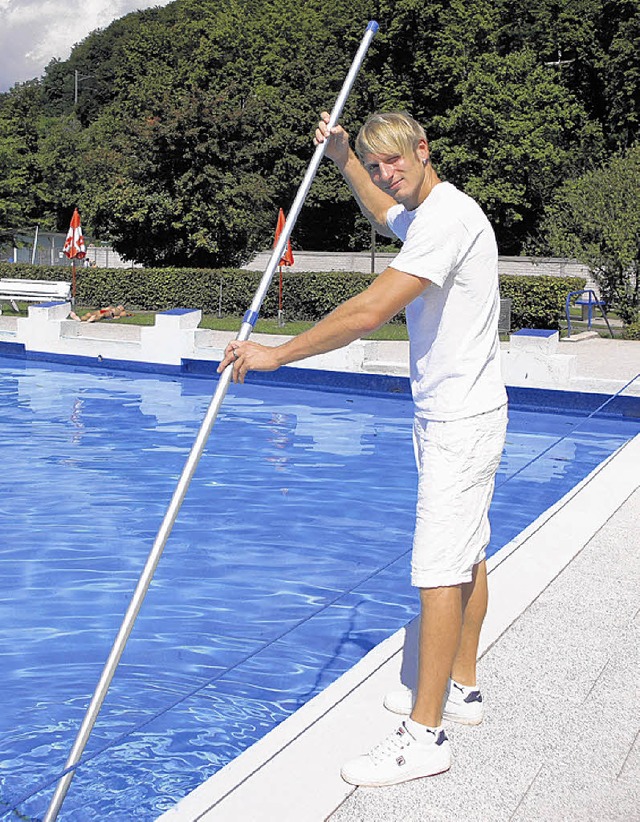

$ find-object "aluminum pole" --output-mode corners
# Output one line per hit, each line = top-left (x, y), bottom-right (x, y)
(43, 19), (378, 822)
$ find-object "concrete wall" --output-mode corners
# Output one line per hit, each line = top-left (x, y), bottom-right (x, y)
(243, 251), (593, 286)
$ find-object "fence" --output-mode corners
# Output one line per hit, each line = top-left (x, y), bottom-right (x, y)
(6, 235), (140, 270)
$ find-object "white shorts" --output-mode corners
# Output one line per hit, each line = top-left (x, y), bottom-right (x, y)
(411, 404), (508, 588)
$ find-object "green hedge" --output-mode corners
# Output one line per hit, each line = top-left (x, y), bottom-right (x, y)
(499, 274), (586, 330)
(0, 262), (585, 331)
(621, 322), (640, 340)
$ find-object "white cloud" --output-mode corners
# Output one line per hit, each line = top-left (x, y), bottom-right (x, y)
(0, 0), (174, 92)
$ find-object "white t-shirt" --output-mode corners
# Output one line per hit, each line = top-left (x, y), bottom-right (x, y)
(387, 181), (507, 421)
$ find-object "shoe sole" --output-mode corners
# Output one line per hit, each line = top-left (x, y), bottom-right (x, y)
(341, 762), (451, 787)
(442, 709), (483, 726)
(382, 696), (412, 715)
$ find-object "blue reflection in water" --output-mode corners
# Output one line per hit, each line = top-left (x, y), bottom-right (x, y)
(0, 358), (637, 821)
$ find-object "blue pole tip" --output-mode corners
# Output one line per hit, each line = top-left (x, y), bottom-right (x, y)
(367, 20), (379, 34)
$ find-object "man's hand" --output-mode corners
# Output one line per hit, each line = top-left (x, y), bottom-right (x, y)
(314, 110), (395, 235)
(314, 111), (350, 168)
(217, 340), (281, 384)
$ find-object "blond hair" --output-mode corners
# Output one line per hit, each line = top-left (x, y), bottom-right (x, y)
(355, 111), (427, 160)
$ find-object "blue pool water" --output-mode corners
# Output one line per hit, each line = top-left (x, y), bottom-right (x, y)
(0, 357), (638, 821)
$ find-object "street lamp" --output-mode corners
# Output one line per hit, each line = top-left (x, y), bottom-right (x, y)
(74, 70), (95, 105)
(543, 48), (576, 70)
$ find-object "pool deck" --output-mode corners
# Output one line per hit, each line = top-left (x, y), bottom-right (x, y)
(158, 336), (640, 822)
(1, 304), (639, 397)
(159, 439), (640, 822)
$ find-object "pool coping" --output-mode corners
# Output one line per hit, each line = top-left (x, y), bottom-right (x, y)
(157, 432), (640, 822)
(1, 344), (638, 417)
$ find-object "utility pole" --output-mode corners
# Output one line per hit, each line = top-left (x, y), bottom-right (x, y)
(370, 225), (376, 275)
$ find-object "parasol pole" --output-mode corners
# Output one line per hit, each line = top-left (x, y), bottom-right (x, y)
(43, 20), (379, 822)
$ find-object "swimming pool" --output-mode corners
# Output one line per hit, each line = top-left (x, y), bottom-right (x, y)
(1, 357), (638, 821)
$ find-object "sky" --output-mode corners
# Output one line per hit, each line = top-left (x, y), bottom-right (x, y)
(0, 0), (174, 92)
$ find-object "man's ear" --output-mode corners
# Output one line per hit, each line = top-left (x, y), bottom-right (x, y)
(416, 138), (430, 165)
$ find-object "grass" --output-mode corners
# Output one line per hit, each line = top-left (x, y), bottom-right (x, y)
(73, 308), (411, 341)
(3, 302), (630, 341)
(0, 302), (410, 341)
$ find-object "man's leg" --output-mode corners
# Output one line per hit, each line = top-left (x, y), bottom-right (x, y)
(409, 561), (487, 727)
(451, 559), (487, 687)
(341, 582), (455, 786)
(411, 584), (462, 727)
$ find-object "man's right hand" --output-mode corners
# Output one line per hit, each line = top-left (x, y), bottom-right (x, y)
(314, 111), (350, 168)
(217, 340), (281, 384)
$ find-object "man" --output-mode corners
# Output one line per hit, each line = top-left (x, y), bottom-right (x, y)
(217, 111), (507, 787)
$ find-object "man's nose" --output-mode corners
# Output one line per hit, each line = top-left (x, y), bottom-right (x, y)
(379, 162), (394, 180)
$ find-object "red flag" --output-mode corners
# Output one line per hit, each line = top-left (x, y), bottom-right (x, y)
(273, 208), (294, 266)
(63, 208), (86, 260)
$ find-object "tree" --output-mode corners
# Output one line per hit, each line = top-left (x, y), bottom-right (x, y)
(599, 0), (640, 150)
(0, 81), (46, 239)
(542, 144), (640, 323)
(495, 0), (640, 152)
(0, 0), (637, 265)
(73, 0), (381, 264)
(430, 48), (603, 253)
(34, 115), (92, 231)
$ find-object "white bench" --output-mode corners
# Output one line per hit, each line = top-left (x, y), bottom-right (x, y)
(0, 278), (72, 313)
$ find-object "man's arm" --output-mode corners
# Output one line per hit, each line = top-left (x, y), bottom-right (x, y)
(315, 112), (396, 237)
(218, 267), (430, 383)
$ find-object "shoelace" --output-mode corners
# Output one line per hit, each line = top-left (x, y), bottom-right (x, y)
(368, 726), (411, 763)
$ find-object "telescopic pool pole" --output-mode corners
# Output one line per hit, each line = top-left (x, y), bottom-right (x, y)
(43, 20), (378, 822)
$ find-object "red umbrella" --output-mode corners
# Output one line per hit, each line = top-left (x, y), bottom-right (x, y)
(63, 207), (86, 299)
(274, 208), (294, 324)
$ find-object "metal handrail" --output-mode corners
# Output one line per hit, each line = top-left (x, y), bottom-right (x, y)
(565, 289), (614, 338)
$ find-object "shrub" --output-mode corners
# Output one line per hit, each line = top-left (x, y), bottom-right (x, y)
(621, 322), (640, 340)
(0, 263), (585, 331)
(499, 274), (586, 331)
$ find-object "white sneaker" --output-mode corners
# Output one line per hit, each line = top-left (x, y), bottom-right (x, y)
(444, 680), (484, 725)
(383, 685), (415, 715)
(341, 722), (450, 787)
(383, 680), (484, 726)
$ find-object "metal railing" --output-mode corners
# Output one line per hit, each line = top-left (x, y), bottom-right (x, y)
(565, 289), (614, 338)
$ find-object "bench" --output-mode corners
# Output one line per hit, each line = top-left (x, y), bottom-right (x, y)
(0, 278), (72, 313)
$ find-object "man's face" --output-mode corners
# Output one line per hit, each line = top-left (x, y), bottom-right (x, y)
(363, 139), (429, 210)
